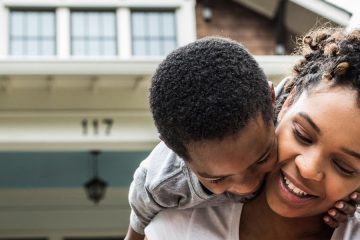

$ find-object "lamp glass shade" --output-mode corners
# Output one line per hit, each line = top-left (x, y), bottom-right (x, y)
(84, 177), (107, 204)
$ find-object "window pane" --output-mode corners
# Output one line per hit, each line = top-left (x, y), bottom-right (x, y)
(88, 12), (100, 37)
(10, 10), (55, 56)
(131, 11), (176, 56)
(72, 13), (85, 37)
(133, 39), (146, 56)
(148, 13), (160, 37)
(102, 13), (115, 37)
(162, 13), (175, 37)
(72, 39), (86, 55)
(27, 39), (39, 55)
(102, 39), (116, 56)
(11, 12), (24, 37)
(132, 13), (146, 37)
(88, 39), (100, 55)
(41, 39), (55, 55)
(11, 39), (24, 55)
(27, 12), (39, 37)
(149, 40), (161, 56)
(41, 12), (55, 37)
(71, 11), (116, 56)
(163, 40), (176, 55)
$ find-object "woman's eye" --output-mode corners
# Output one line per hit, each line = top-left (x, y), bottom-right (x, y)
(209, 177), (226, 184)
(293, 124), (312, 145)
(333, 160), (357, 176)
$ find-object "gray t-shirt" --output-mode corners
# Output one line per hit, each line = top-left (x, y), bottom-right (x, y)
(145, 204), (360, 240)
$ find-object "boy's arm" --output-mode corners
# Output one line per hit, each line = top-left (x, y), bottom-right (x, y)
(126, 142), (192, 237)
(127, 164), (167, 235)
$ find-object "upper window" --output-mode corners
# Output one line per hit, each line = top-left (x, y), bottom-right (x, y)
(71, 10), (117, 56)
(10, 10), (56, 56)
(131, 11), (176, 56)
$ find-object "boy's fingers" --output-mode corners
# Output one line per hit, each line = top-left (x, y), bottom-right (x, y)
(328, 208), (348, 223)
(335, 201), (356, 217)
(350, 192), (360, 204)
(324, 215), (339, 228)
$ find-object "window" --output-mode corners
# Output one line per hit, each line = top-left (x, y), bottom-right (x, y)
(10, 10), (56, 56)
(131, 11), (176, 56)
(71, 11), (117, 56)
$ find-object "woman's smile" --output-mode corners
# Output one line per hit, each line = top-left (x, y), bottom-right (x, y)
(277, 169), (318, 205)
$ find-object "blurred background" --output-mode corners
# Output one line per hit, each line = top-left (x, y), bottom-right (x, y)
(0, 0), (358, 239)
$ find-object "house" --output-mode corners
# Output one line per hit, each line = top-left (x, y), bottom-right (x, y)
(0, 0), (351, 239)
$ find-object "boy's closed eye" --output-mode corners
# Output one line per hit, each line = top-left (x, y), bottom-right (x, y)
(208, 176), (227, 184)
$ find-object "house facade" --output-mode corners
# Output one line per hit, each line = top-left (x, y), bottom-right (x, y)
(0, 0), (350, 239)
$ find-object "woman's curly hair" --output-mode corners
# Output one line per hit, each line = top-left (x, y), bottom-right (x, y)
(275, 28), (360, 118)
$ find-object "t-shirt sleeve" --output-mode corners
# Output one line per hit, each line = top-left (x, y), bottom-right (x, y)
(128, 142), (193, 234)
(128, 164), (164, 234)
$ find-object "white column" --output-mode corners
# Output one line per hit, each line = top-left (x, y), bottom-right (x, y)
(176, 0), (197, 47)
(0, 5), (9, 58)
(57, 7), (70, 59)
(117, 7), (131, 59)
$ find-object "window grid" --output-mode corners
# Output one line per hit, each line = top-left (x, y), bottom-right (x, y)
(71, 10), (117, 56)
(10, 10), (56, 56)
(131, 11), (177, 56)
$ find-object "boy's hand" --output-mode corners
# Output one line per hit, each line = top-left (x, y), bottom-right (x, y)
(125, 226), (145, 240)
(323, 191), (360, 228)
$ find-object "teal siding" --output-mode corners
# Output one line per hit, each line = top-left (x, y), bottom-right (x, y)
(0, 151), (149, 188)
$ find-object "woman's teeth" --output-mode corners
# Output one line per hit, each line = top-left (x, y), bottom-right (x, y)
(283, 175), (310, 197)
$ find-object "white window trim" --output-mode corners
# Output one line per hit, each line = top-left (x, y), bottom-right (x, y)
(117, 7), (131, 59)
(0, 6), (9, 57)
(57, 7), (70, 58)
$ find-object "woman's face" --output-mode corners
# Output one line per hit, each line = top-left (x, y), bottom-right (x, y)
(266, 84), (360, 218)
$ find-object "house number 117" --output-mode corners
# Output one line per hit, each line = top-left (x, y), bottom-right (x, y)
(81, 118), (114, 135)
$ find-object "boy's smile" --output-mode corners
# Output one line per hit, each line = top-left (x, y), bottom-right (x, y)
(185, 113), (277, 196)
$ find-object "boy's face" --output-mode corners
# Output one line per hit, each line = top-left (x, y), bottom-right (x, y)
(185, 114), (278, 196)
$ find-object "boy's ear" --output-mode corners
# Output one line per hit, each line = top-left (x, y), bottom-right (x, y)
(277, 88), (296, 122)
(268, 81), (275, 109)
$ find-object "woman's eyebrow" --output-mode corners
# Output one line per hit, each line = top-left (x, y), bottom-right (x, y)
(342, 147), (360, 161)
(298, 112), (321, 134)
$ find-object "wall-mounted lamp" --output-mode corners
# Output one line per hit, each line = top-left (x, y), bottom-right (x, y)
(202, 3), (212, 22)
(84, 150), (107, 204)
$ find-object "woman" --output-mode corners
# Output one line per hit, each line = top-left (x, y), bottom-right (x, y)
(144, 28), (360, 239)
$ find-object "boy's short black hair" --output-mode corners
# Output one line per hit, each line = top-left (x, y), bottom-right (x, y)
(150, 37), (273, 160)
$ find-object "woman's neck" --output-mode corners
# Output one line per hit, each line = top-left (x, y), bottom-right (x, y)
(239, 189), (334, 240)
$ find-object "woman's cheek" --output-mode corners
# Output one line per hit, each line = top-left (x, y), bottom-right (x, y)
(277, 128), (297, 163)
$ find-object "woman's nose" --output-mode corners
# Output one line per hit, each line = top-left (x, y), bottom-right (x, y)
(294, 153), (325, 181)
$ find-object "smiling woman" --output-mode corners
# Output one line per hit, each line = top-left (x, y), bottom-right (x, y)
(268, 87), (360, 218)
(144, 28), (360, 240)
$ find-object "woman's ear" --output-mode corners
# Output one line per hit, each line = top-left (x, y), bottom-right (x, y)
(277, 88), (296, 122)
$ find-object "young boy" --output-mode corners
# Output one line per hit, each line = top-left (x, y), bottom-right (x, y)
(125, 37), (358, 240)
